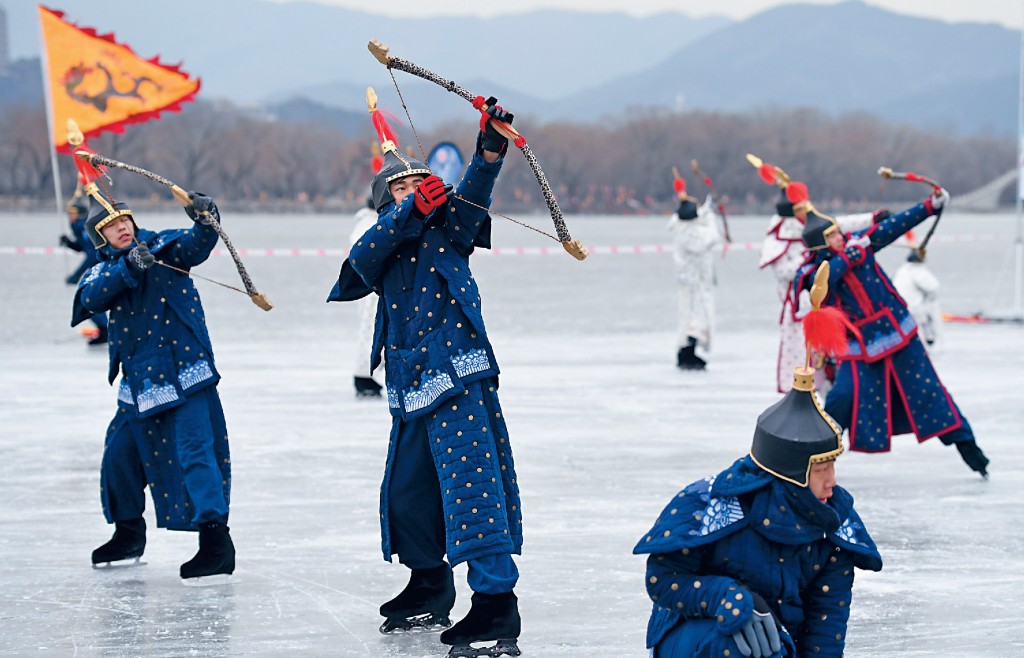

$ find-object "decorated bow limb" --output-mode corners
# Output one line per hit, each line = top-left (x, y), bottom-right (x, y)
(690, 159), (732, 244)
(745, 153), (791, 188)
(877, 166), (944, 257)
(368, 39), (587, 261)
(73, 149), (273, 311)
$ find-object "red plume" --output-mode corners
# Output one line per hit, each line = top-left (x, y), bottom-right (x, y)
(673, 178), (686, 194)
(370, 109), (399, 146)
(370, 154), (384, 173)
(758, 163), (777, 185)
(72, 143), (106, 185)
(786, 181), (809, 204)
(802, 306), (860, 357)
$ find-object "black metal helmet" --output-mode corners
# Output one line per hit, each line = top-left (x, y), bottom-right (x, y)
(775, 186), (795, 218)
(750, 368), (844, 487)
(371, 142), (431, 211)
(83, 182), (135, 249)
(801, 209), (839, 251)
(676, 198), (699, 220)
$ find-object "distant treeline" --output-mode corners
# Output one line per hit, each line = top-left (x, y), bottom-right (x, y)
(0, 101), (1013, 214)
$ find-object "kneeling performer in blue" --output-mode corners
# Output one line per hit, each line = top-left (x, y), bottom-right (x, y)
(328, 95), (523, 658)
(71, 181), (234, 584)
(635, 365), (881, 657)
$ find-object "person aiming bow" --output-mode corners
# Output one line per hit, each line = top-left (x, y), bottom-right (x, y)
(328, 93), (524, 658)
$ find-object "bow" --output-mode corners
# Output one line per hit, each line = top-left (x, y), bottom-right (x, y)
(877, 166), (943, 258)
(367, 39), (587, 261)
(690, 159), (732, 244)
(68, 121), (272, 311)
(745, 153), (791, 189)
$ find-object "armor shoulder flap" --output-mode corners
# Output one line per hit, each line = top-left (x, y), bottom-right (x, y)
(830, 507), (882, 571)
(634, 475), (748, 555)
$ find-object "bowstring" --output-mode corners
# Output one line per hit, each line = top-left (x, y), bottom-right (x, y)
(388, 67), (427, 164)
(452, 195), (558, 242)
(387, 67), (561, 245)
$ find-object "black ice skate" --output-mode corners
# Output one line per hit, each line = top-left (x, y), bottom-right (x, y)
(92, 517), (146, 567)
(379, 562), (456, 634)
(676, 337), (706, 371)
(954, 440), (990, 479)
(87, 326), (108, 346)
(354, 376), (383, 398)
(440, 591), (521, 657)
(180, 521), (235, 586)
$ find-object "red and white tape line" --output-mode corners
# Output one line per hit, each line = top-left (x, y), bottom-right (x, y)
(0, 233), (1009, 258)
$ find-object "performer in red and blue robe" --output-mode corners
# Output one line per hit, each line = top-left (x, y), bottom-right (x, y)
(793, 184), (989, 477)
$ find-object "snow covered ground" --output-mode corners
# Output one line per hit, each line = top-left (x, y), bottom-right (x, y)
(1, 206), (1022, 657)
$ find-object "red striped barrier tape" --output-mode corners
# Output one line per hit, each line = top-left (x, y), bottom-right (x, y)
(0, 233), (1010, 257)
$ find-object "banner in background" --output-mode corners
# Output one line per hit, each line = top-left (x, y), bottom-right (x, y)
(427, 142), (465, 185)
(38, 5), (200, 151)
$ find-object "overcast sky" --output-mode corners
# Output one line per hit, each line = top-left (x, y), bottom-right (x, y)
(270, 0), (1022, 29)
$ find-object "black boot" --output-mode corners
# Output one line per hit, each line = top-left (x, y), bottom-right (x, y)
(440, 591), (521, 657)
(88, 325), (108, 346)
(354, 376), (383, 398)
(379, 562), (456, 633)
(92, 517), (146, 566)
(954, 441), (990, 479)
(180, 521), (235, 580)
(677, 337), (706, 371)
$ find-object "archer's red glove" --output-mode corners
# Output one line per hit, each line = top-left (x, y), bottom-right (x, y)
(413, 175), (451, 217)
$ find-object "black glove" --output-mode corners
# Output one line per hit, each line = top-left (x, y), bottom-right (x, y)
(185, 191), (220, 225)
(871, 209), (892, 223)
(476, 96), (514, 157)
(59, 234), (83, 252)
(125, 241), (155, 274)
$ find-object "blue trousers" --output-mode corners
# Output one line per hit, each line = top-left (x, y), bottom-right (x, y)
(826, 354), (975, 447)
(101, 390), (229, 527)
(389, 413), (518, 594)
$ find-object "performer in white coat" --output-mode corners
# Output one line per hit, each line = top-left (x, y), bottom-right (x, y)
(350, 197), (384, 397)
(892, 248), (942, 349)
(756, 175), (883, 392)
(667, 177), (723, 370)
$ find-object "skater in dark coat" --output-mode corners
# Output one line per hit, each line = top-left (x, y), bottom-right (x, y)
(635, 365), (882, 658)
(792, 183), (989, 477)
(61, 186), (108, 344)
(328, 94), (522, 657)
(72, 180), (234, 583)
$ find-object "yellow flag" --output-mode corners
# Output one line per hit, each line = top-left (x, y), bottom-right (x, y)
(38, 5), (200, 151)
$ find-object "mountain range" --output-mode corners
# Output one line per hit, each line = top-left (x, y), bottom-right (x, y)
(1, 1), (1018, 136)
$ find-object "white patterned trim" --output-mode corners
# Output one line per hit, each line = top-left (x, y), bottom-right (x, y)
(178, 359), (214, 390)
(82, 263), (103, 285)
(699, 495), (745, 536)
(451, 348), (490, 378)
(835, 517), (860, 545)
(137, 381), (180, 413)
(403, 371), (454, 413)
(387, 386), (400, 409)
(117, 379), (134, 405)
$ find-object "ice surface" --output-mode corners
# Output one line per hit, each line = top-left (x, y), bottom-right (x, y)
(1, 208), (1022, 656)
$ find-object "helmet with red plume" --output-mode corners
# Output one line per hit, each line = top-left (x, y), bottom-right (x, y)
(367, 87), (430, 211)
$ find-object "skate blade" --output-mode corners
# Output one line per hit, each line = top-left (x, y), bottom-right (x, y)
(92, 557), (146, 569)
(379, 613), (451, 635)
(181, 573), (234, 587)
(447, 639), (521, 657)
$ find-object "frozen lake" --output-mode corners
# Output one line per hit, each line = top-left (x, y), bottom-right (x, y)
(1, 206), (1022, 656)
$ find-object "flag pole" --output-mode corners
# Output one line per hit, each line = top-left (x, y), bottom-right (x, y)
(1014, 8), (1024, 319)
(980, 10), (1024, 323)
(37, 7), (67, 272)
